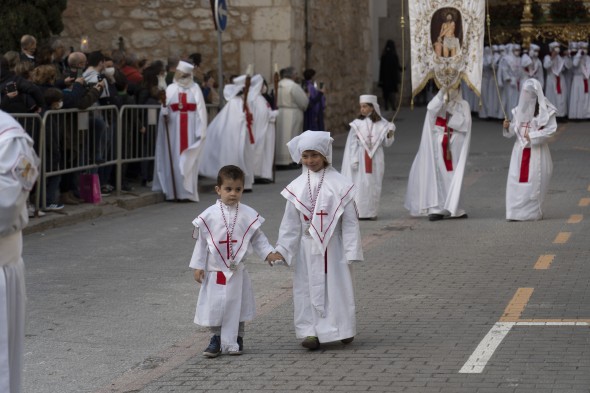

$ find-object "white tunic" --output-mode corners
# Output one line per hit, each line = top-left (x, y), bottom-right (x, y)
(199, 85), (255, 189)
(341, 117), (395, 218)
(0, 110), (39, 393)
(249, 82), (278, 181)
(522, 55), (544, 90)
(543, 54), (568, 117)
(276, 167), (363, 343)
(568, 53), (590, 119)
(152, 83), (207, 201)
(190, 202), (274, 352)
(504, 105), (557, 221)
(405, 90), (471, 217)
(275, 78), (309, 165)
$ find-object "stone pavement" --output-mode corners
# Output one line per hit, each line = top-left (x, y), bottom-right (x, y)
(22, 107), (590, 393)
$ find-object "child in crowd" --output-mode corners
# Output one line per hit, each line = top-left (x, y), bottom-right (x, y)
(502, 78), (556, 221)
(274, 131), (364, 350)
(341, 94), (395, 220)
(189, 165), (281, 357)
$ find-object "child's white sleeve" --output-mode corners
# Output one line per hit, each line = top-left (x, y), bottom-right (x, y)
(341, 201), (364, 262)
(250, 228), (274, 261)
(189, 226), (208, 270)
(275, 202), (302, 266)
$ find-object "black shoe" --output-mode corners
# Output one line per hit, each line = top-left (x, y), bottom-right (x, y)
(428, 214), (444, 221)
(341, 337), (354, 344)
(301, 336), (320, 350)
(203, 335), (221, 358)
(229, 336), (243, 356)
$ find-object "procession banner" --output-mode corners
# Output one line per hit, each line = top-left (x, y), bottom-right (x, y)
(409, 0), (485, 99)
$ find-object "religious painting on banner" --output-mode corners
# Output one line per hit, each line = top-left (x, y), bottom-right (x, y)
(409, 0), (484, 101)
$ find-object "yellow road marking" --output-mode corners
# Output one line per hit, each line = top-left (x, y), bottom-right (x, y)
(580, 198), (590, 207)
(500, 287), (534, 322)
(534, 254), (555, 270)
(553, 232), (571, 244)
(568, 214), (583, 224)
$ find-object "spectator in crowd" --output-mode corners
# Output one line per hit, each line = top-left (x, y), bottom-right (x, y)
(165, 55), (179, 85)
(19, 34), (37, 66)
(379, 39), (401, 111)
(302, 68), (325, 131)
(188, 52), (205, 85)
(3, 51), (21, 72)
(41, 87), (65, 211)
(121, 52), (143, 86)
(0, 57), (44, 115)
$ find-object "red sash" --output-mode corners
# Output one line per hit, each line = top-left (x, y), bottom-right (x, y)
(245, 106), (255, 144)
(364, 151), (373, 173)
(584, 79), (588, 94)
(170, 92), (197, 153)
(556, 76), (562, 95)
(519, 147), (531, 183)
(436, 116), (453, 171)
(216, 271), (227, 285)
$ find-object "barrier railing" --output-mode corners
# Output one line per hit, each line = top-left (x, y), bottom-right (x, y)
(11, 103), (217, 212)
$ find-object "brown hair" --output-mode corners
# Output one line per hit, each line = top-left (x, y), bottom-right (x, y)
(217, 165), (245, 187)
(357, 103), (382, 122)
(31, 64), (57, 85)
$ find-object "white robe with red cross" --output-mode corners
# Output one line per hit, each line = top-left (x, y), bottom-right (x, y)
(341, 117), (395, 218)
(404, 90), (471, 217)
(543, 55), (569, 117)
(199, 84), (256, 189)
(249, 85), (278, 182)
(504, 107), (557, 221)
(276, 166), (363, 343)
(190, 202), (274, 353)
(152, 82), (207, 201)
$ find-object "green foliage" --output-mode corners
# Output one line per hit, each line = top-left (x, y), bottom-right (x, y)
(550, 0), (589, 23)
(489, 3), (524, 28)
(0, 0), (67, 53)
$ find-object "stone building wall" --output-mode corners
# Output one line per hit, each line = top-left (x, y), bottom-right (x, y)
(59, 0), (372, 133)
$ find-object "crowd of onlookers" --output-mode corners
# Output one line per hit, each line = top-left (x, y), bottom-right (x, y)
(0, 34), (221, 216)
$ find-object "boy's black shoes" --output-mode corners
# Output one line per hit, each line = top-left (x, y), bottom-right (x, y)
(428, 214), (444, 221)
(203, 335), (221, 358)
(301, 336), (320, 350)
(229, 336), (243, 356)
(341, 337), (354, 344)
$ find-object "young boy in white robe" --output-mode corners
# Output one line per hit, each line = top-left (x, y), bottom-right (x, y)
(274, 131), (364, 350)
(502, 78), (556, 221)
(341, 95), (395, 220)
(190, 165), (279, 357)
(405, 85), (471, 221)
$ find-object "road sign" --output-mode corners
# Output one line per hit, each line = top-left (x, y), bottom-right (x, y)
(215, 0), (228, 32)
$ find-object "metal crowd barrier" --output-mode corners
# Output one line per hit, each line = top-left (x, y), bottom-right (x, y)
(12, 103), (218, 212)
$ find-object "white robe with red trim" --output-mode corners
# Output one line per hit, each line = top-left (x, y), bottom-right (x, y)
(152, 83), (207, 201)
(568, 53), (590, 119)
(250, 90), (278, 181)
(504, 107), (557, 221)
(405, 90), (471, 217)
(276, 166), (363, 343)
(543, 55), (568, 117)
(190, 202), (274, 352)
(199, 85), (255, 189)
(341, 117), (395, 218)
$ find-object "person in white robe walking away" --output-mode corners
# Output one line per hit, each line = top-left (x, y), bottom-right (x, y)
(341, 94), (395, 220)
(190, 165), (282, 357)
(152, 60), (207, 201)
(273, 131), (364, 350)
(0, 109), (39, 393)
(404, 85), (471, 221)
(502, 78), (556, 221)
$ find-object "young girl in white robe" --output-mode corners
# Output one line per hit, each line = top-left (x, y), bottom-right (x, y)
(190, 165), (275, 357)
(341, 95), (395, 219)
(502, 78), (557, 221)
(275, 131), (364, 350)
